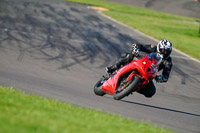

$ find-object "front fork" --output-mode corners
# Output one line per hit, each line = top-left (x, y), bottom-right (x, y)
(125, 71), (149, 92)
(126, 71), (143, 82)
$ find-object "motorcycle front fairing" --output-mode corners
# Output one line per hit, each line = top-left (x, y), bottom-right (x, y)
(101, 58), (148, 95)
(101, 63), (135, 95)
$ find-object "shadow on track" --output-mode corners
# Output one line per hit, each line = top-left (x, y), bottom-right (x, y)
(121, 100), (200, 117)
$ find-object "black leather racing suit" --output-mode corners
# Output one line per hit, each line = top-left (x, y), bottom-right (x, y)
(111, 43), (173, 97)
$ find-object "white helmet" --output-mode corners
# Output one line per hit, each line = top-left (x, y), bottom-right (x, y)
(157, 40), (172, 58)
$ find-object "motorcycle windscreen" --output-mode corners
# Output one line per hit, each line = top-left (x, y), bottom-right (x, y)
(148, 53), (162, 68)
(146, 53), (162, 79)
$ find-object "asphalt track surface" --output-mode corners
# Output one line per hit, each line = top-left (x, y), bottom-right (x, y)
(0, 0), (200, 133)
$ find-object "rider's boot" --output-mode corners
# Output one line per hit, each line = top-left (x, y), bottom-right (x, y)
(105, 65), (117, 74)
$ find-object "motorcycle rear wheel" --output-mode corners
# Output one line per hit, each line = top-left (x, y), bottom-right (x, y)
(94, 77), (106, 96)
(113, 75), (141, 100)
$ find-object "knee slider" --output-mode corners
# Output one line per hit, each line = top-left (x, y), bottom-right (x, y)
(145, 89), (156, 98)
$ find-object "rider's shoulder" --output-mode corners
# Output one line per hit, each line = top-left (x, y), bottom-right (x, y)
(166, 56), (172, 61)
(163, 56), (173, 65)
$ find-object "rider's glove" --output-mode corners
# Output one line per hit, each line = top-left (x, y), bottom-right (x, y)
(155, 75), (164, 83)
(132, 43), (140, 57)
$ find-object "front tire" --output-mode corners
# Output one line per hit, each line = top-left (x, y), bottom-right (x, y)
(94, 78), (106, 96)
(113, 76), (141, 100)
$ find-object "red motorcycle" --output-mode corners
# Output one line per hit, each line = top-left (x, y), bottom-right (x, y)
(94, 53), (162, 100)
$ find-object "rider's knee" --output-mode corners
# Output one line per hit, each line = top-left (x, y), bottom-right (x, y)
(144, 89), (156, 98)
(144, 94), (154, 98)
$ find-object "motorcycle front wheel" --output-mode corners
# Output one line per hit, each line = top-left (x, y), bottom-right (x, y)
(94, 77), (106, 96)
(113, 75), (141, 100)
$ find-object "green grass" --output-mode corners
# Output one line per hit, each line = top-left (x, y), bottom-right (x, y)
(66, 0), (200, 60)
(0, 86), (174, 133)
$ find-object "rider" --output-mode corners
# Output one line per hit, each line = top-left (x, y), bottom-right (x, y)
(106, 39), (173, 98)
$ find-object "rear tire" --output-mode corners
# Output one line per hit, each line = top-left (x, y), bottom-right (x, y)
(94, 78), (106, 96)
(113, 76), (141, 100)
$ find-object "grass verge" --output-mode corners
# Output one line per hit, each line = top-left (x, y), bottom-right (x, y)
(66, 0), (200, 60)
(0, 86), (174, 133)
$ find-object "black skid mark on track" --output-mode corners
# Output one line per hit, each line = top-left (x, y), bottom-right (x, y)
(0, 0), (137, 69)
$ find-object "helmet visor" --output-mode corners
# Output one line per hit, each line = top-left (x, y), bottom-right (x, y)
(162, 49), (171, 58)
